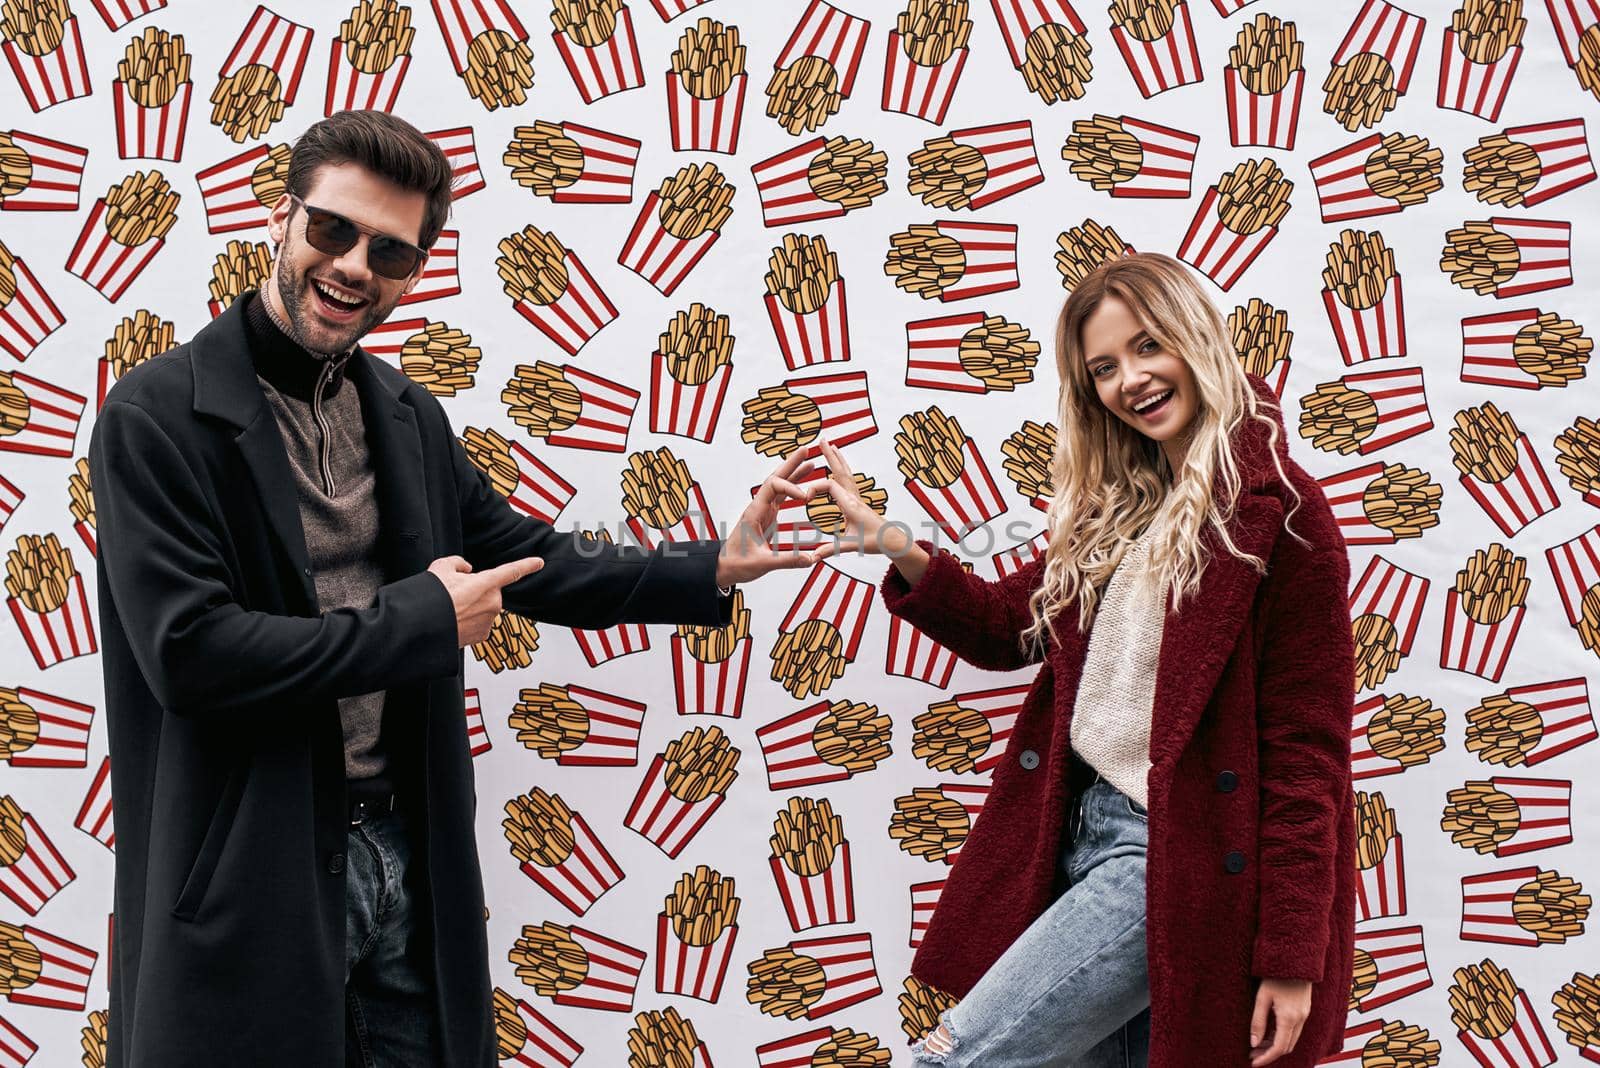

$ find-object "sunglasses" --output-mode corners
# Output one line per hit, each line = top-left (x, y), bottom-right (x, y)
(287, 194), (427, 281)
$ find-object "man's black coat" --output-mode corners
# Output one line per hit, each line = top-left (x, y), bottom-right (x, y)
(87, 296), (732, 1066)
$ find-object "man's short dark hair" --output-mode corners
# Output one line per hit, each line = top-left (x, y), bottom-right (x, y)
(285, 110), (453, 249)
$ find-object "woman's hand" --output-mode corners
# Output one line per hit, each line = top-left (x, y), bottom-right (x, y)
(716, 447), (826, 585)
(809, 440), (908, 560)
(1249, 977), (1311, 1065)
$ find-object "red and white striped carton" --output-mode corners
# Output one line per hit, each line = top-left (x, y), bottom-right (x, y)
(91, 0), (165, 30)
(544, 366), (639, 454)
(1109, 0), (1202, 98)
(74, 756), (113, 849)
(1176, 183), (1278, 291)
(757, 699), (859, 790)
(429, 127), (484, 200)
(397, 230), (459, 306)
(1482, 217), (1572, 298)
(1309, 133), (1416, 224)
(624, 482), (716, 550)
(0, 372), (85, 458)
(65, 197), (167, 302)
(990, 0), (1086, 72)
(994, 528), (1049, 578)
(651, 0), (711, 19)
(1547, 0), (1600, 76)
(194, 144), (278, 234)
(1460, 308), (1550, 390)
(0, 256), (65, 362)
(553, 3), (644, 105)
(8, 571), (96, 672)
(770, 838), (853, 932)
(618, 191), (724, 296)
(1323, 270), (1406, 364)
(1333, 0), (1425, 100)
(549, 926), (645, 1012)
(909, 878), (944, 948)
(0, 132), (87, 212)
(928, 221), (1019, 301)
(950, 682), (1031, 776)
(430, 0), (527, 85)
(779, 560), (875, 663)
(73, 516), (93, 558)
(881, 23), (967, 124)
(1491, 119), (1595, 208)
(0, 474), (19, 534)
(623, 751), (726, 857)
(750, 138), (859, 227)
(4, 927), (95, 1010)
(1501, 677), (1598, 766)
(1351, 694), (1407, 780)
(2, 14), (90, 113)
(905, 311), (991, 393)
(518, 808), (624, 915)
(3, 688), (91, 769)
(0, 1013), (35, 1068)
(1458, 985), (1558, 1068)
(0, 809), (74, 916)
(1460, 433), (1559, 538)
(1348, 556), (1429, 682)
(1491, 776), (1572, 856)
(1460, 866), (1544, 946)
(938, 121), (1044, 210)
(785, 932), (880, 1018)
(756, 1027), (850, 1068)
(1320, 462), (1400, 546)
(1441, 580), (1525, 683)
(937, 782), (992, 862)
(666, 66), (746, 154)
(774, 1), (870, 108)
(886, 614), (958, 688)
(571, 617), (649, 668)
(1106, 117), (1200, 198)
(463, 688), (489, 756)
(501, 998), (582, 1067)
(1320, 1018), (1397, 1064)
(490, 441), (574, 525)
(324, 27), (411, 116)
(1354, 829), (1406, 923)
(783, 370), (878, 461)
(1341, 366), (1434, 453)
(655, 910), (738, 1000)
(1224, 62), (1303, 149)
(1350, 924), (1431, 1011)
(650, 352), (732, 442)
(1544, 524), (1600, 636)
(1437, 25), (1521, 122)
(766, 276), (850, 371)
(219, 7), (314, 117)
(510, 246), (618, 355)
(113, 68), (192, 161)
(671, 631), (751, 718)
(551, 684), (646, 767)
(904, 437), (1007, 542)
(545, 122), (639, 204)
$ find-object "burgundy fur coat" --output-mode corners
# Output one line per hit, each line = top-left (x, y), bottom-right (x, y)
(880, 377), (1356, 1066)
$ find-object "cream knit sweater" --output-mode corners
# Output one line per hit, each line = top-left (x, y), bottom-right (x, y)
(1070, 521), (1168, 809)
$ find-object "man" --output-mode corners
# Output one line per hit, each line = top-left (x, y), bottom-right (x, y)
(88, 110), (823, 1066)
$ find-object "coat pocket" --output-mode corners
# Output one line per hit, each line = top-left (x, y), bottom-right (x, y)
(170, 764), (248, 922)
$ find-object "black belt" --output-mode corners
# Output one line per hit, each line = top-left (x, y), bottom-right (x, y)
(347, 778), (400, 826)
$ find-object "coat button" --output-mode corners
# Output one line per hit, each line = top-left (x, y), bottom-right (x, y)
(1019, 749), (1039, 770)
(1216, 770), (1238, 793)
(1224, 850), (1246, 874)
(327, 852), (346, 875)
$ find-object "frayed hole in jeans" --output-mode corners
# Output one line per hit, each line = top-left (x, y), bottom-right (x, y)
(910, 1010), (958, 1062)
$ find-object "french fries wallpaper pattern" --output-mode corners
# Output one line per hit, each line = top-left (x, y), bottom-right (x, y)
(2, 0), (1600, 1063)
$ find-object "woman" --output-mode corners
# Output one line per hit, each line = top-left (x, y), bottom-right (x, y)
(811, 252), (1356, 1066)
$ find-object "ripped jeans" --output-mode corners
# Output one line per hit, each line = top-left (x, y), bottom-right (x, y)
(909, 778), (1151, 1067)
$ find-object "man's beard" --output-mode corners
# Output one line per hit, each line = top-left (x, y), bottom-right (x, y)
(272, 250), (396, 355)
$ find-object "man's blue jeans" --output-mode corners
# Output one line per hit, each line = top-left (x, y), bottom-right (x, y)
(909, 778), (1152, 1066)
(344, 806), (439, 1066)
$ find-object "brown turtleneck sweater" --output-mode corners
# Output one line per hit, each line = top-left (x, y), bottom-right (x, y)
(243, 291), (389, 782)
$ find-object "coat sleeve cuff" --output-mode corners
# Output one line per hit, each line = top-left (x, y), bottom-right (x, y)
(880, 539), (957, 628)
(1251, 936), (1328, 983)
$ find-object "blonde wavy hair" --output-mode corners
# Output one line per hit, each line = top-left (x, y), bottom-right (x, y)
(1017, 252), (1302, 657)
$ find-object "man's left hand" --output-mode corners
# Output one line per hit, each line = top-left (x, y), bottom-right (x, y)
(1249, 977), (1312, 1065)
(715, 447), (827, 586)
